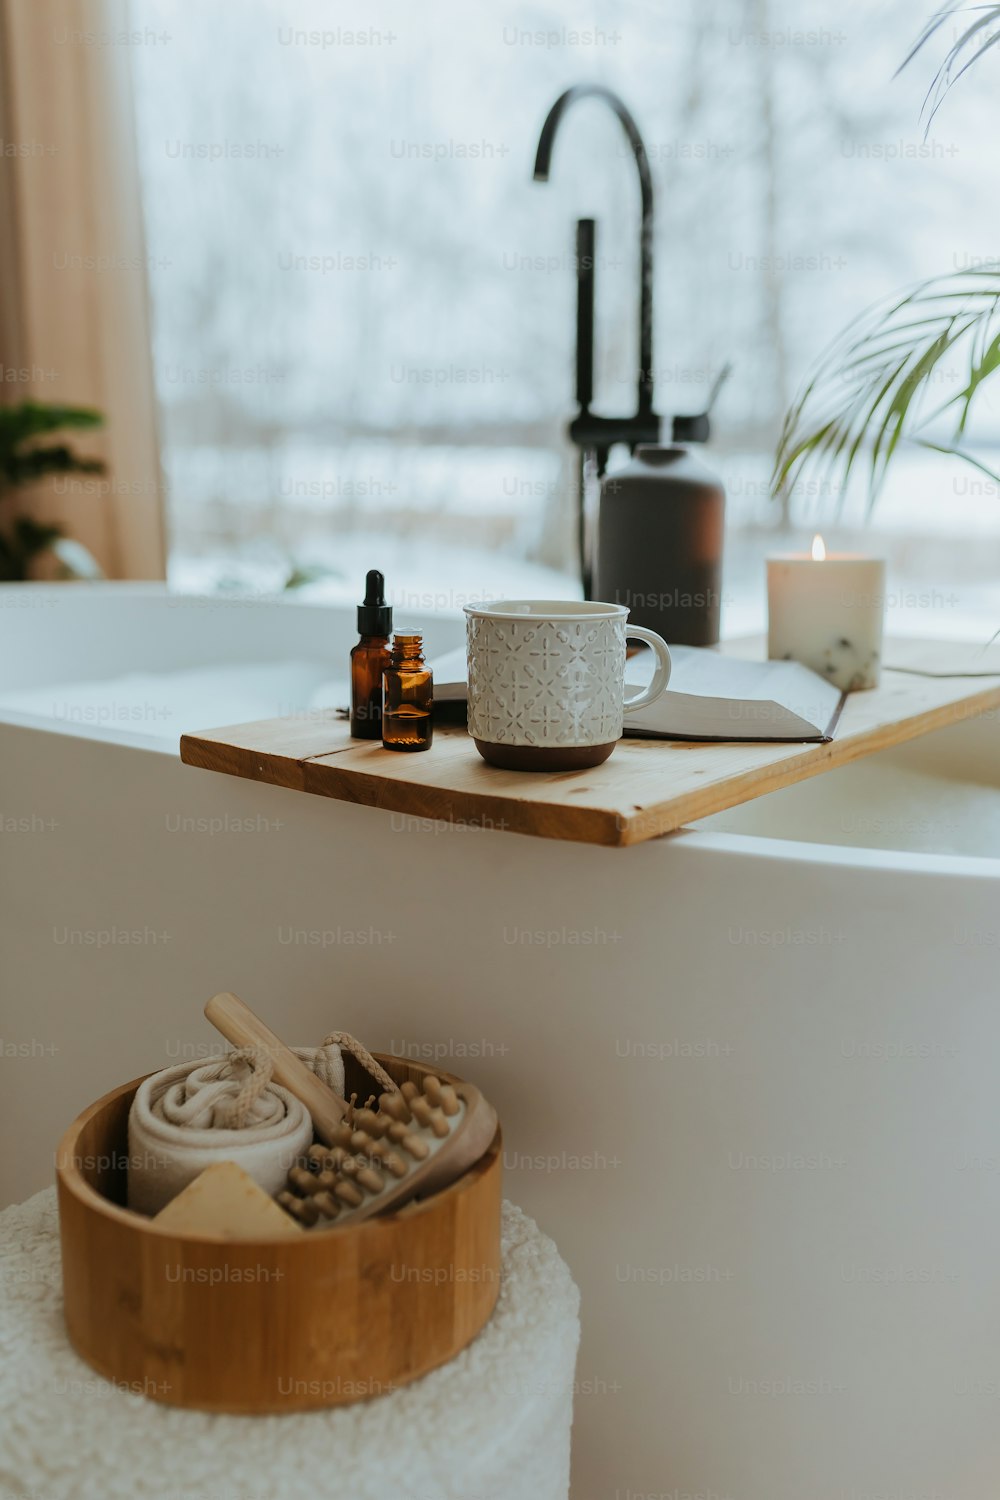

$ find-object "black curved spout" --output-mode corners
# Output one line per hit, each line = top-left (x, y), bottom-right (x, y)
(533, 84), (655, 421)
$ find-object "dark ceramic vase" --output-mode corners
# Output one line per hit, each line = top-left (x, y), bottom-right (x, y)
(593, 444), (726, 645)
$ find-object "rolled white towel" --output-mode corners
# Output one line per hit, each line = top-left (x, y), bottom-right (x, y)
(127, 1046), (343, 1216)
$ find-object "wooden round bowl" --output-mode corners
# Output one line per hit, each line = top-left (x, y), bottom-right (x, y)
(56, 1053), (502, 1412)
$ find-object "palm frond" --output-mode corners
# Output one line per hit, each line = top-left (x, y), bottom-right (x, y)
(772, 271), (1000, 512)
(916, 437), (1000, 486)
(898, 4), (1000, 127)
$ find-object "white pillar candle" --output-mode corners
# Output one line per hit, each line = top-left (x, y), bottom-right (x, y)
(767, 535), (886, 691)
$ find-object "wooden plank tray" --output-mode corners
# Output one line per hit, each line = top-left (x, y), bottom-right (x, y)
(179, 637), (1000, 848)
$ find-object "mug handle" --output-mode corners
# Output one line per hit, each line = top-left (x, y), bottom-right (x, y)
(623, 626), (672, 713)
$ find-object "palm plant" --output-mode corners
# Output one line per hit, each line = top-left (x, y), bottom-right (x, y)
(0, 402), (105, 580)
(773, 5), (1000, 507)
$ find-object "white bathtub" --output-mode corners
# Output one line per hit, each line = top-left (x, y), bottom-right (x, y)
(3, 582), (1000, 1500)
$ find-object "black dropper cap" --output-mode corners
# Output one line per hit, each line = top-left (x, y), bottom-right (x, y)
(357, 569), (392, 636)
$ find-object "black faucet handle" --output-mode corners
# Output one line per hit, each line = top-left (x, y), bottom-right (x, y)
(671, 362), (732, 444)
(671, 412), (710, 443)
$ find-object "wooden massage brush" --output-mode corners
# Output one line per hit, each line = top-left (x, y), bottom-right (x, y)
(204, 992), (498, 1225)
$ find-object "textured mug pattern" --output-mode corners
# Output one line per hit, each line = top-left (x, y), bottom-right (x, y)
(467, 614), (627, 747)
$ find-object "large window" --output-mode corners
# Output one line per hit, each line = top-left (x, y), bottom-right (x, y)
(131, 0), (1000, 624)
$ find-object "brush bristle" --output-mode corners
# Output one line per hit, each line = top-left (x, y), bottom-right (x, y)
(276, 1074), (466, 1227)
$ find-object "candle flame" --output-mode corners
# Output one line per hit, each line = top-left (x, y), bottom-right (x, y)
(811, 534), (826, 562)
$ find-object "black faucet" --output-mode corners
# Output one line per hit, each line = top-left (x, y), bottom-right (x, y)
(533, 84), (661, 592)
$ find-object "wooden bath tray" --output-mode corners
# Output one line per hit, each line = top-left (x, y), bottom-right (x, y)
(179, 637), (1000, 849)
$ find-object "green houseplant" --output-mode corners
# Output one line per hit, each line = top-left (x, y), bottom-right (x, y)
(0, 401), (106, 581)
(774, 5), (1000, 506)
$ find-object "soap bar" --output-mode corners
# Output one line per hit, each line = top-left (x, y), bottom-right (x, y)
(153, 1160), (303, 1238)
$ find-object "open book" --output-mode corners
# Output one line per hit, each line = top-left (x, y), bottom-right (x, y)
(430, 645), (844, 743)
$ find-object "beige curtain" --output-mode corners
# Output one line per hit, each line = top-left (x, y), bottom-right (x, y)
(0, 0), (165, 578)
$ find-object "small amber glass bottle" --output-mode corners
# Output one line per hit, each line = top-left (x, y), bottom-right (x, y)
(382, 633), (433, 751)
(350, 569), (392, 739)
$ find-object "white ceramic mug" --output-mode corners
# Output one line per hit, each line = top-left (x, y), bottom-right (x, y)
(463, 599), (672, 771)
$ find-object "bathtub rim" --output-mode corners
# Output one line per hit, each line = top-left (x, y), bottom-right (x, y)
(4, 583), (1000, 878)
(4, 709), (999, 879)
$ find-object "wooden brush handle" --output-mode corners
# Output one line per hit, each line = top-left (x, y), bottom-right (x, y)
(204, 991), (348, 1144)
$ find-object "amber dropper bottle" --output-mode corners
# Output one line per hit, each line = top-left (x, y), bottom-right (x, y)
(350, 570), (392, 739)
(382, 633), (433, 752)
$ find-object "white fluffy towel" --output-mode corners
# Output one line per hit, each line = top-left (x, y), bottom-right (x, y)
(127, 1047), (344, 1216)
(1, 1191), (579, 1500)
